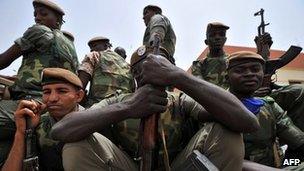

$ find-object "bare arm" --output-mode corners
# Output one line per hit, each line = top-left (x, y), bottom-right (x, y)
(51, 85), (168, 143)
(0, 44), (22, 70)
(242, 160), (285, 171)
(1, 100), (42, 171)
(140, 55), (260, 133)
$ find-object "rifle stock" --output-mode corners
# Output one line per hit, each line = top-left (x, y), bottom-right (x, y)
(141, 35), (161, 171)
(23, 96), (39, 171)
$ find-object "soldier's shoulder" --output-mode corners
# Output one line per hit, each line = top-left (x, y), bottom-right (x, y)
(27, 24), (52, 33)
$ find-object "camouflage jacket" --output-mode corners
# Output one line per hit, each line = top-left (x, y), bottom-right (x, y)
(244, 96), (304, 167)
(191, 53), (229, 89)
(270, 84), (304, 132)
(79, 50), (134, 107)
(11, 24), (79, 99)
(91, 91), (202, 166)
(143, 14), (176, 58)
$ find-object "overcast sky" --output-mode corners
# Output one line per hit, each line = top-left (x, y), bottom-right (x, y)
(0, 0), (303, 76)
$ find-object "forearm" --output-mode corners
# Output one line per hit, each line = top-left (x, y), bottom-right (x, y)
(175, 71), (259, 132)
(0, 45), (22, 70)
(51, 102), (131, 143)
(1, 132), (25, 171)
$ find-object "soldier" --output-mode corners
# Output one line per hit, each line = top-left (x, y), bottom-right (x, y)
(62, 30), (75, 42)
(0, 0), (79, 165)
(143, 5), (176, 64)
(191, 22), (230, 89)
(114, 46), (127, 59)
(51, 45), (260, 171)
(78, 36), (134, 107)
(226, 51), (304, 168)
(1, 68), (85, 170)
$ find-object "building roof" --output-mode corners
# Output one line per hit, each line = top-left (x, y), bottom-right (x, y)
(189, 45), (304, 72)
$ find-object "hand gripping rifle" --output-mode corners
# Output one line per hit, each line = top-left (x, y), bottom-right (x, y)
(140, 34), (161, 171)
(23, 96), (39, 171)
(254, 8), (270, 60)
(254, 9), (302, 95)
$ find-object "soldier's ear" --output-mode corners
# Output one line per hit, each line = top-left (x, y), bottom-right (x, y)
(204, 39), (208, 45)
(76, 89), (85, 103)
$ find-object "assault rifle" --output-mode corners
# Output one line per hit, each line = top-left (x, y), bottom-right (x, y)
(23, 96), (39, 171)
(254, 9), (302, 95)
(140, 34), (161, 171)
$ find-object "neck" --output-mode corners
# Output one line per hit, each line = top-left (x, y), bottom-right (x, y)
(208, 48), (225, 58)
(229, 89), (253, 100)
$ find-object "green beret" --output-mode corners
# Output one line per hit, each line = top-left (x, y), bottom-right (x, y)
(88, 36), (110, 46)
(33, 0), (65, 16)
(41, 68), (83, 89)
(130, 45), (170, 66)
(144, 5), (162, 14)
(206, 22), (229, 34)
(227, 51), (265, 69)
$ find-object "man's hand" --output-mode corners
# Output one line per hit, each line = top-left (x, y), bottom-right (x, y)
(140, 54), (182, 87)
(14, 100), (46, 134)
(125, 84), (168, 119)
(253, 87), (272, 97)
(255, 32), (273, 55)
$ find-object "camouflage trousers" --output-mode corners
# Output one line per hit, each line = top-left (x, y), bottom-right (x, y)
(62, 122), (244, 171)
(271, 84), (304, 131)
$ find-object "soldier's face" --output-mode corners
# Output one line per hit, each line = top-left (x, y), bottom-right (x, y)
(34, 5), (59, 29)
(42, 83), (84, 121)
(143, 9), (155, 26)
(89, 41), (108, 52)
(227, 60), (264, 96)
(206, 29), (227, 50)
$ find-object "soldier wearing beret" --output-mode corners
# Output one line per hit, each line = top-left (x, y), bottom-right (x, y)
(114, 46), (127, 60)
(192, 22), (230, 89)
(0, 0), (79, 166)
(62, 30), (75, 42)
(78, 36), (134, 107)
(1, 68), (85, 170)
(225, 51), (304, 168)
(51, 45), (259, 171)
(143, 5), (176, 64)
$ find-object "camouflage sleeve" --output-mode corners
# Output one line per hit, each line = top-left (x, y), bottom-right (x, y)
(274, 102), (304, 149)
(191, 60), (203, 79)
(180, 93), (206, 121)
(14, 24), (54, 53)
(78, 52), (100, 76)
(149, 14), (167, 40)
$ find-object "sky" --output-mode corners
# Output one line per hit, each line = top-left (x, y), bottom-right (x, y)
(0, 0), (303, 76)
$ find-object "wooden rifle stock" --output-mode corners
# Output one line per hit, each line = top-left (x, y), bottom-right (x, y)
(141, 35), (161, 171)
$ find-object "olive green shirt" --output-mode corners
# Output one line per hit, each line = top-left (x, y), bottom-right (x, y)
(91, 91), (203, 165)
(143, 14), (176, 57)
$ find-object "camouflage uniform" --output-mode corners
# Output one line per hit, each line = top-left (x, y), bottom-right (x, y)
(0, 24), (79, 165)
(143, 14), (176, 61)
(243, 96), (304, 167)
(62, 92), (245, 171)
(270, 84), (304, 132)
(79, 50), (134, 107)
(191, 54), (229, 89)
